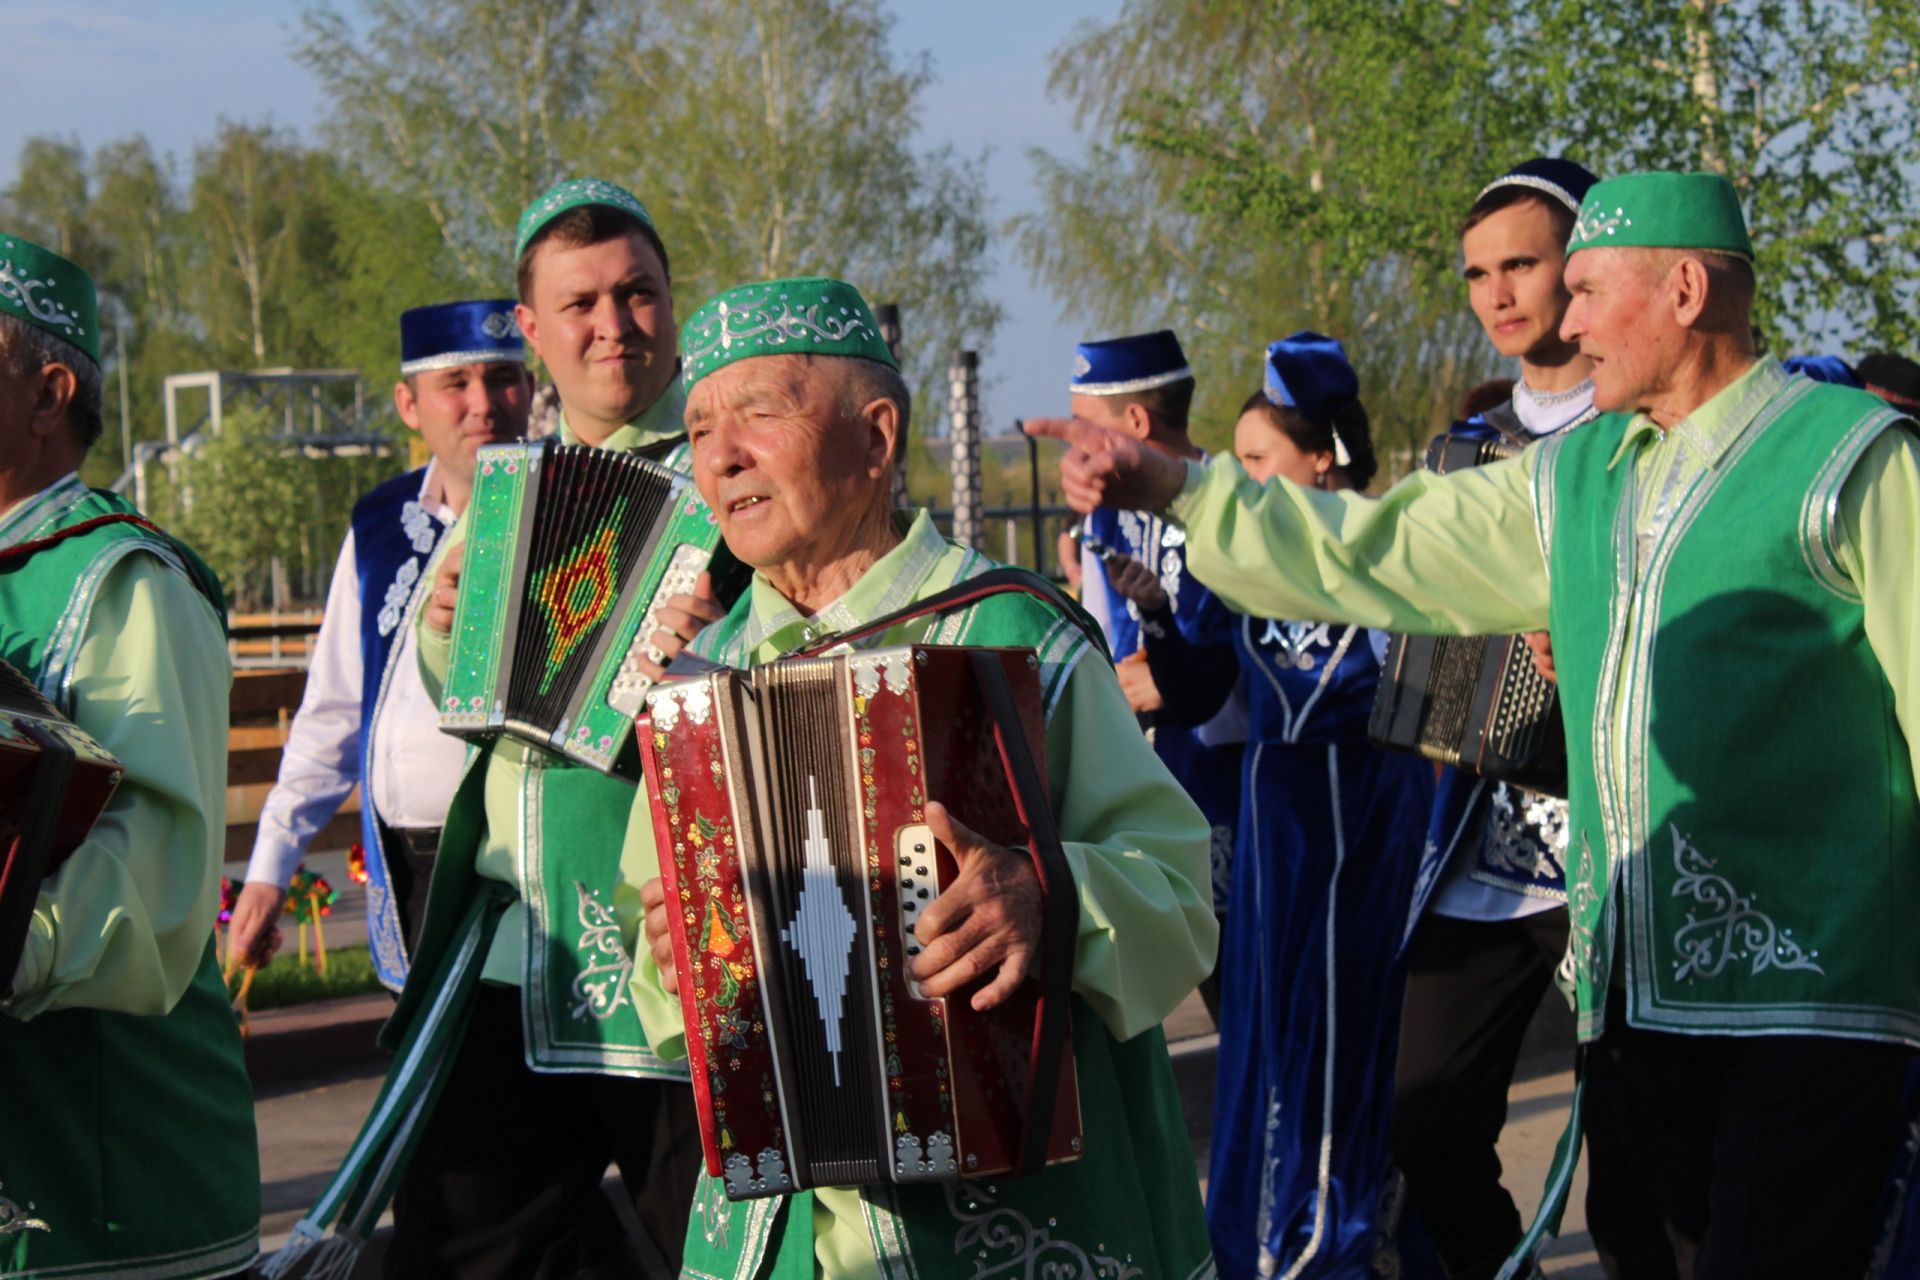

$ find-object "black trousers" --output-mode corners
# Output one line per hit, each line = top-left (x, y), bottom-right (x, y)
(1392, 910), (1674, 1280)
(380, 824), (441, 950)
(385, 985), (705, 1279)
(1586, 991), (1915, 1280)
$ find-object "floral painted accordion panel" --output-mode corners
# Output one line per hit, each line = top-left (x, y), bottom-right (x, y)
(0, 657), (124, 981)
(640, 645), (1083, 1201)
(439, 438), (741, 774)
(1367, 432), (1568, 795)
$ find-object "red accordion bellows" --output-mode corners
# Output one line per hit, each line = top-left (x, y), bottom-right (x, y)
(0, 658), (125, 981)
(640, 644), (1083, 1201)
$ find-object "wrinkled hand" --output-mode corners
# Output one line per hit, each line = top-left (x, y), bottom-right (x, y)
(634, 572), (728, 682)
(1025, 418), (1186, 515)
(424, 541), (465, 635)
(1523, 630), (1557, 684)
(641, 875), (680, 995)
(228, 881), (286, 969)
(1115, 649), (1164, 714)
(1103, 551), (1168, 613)
(909, 801), (1044, 1012)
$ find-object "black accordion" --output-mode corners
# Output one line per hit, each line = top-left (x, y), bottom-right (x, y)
(0, 658), (125, 981)
(1367, 432), (1568, 795)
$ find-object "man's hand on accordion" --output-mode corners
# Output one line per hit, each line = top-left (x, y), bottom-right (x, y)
(633, 571), (727, 682)
(425, 541), (465, 635)
(907, 800), (1045, 1013)
(1524, 630), (1557, 683)
(641, 874), (681, 994)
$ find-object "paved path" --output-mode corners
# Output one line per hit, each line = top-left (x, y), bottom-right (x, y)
(253, 994), (1604, 1275)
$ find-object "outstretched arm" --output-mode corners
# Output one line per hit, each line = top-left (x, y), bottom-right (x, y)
(1028, 417), (1553, 636)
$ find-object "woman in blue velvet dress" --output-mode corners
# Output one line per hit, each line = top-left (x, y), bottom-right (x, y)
(1122, 335), (1438, 1278)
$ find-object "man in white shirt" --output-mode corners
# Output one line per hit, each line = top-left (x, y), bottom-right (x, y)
(228, 300), (531, 986)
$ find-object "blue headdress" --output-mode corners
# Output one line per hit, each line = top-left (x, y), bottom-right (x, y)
(1070, 329), (1192, 395)
(1477, 157), (1601, 215)
(400, 300), (524, 376)
(1264, 331), (1361, 468)
(1782, 354), (1861, 388)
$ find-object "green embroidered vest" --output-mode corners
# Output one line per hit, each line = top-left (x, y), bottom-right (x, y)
(1536, 379), (1920, 1044)
(0, 484), (259, 1280)
(388, 441), (696, 1078)
(678, 562), (1214, 1280)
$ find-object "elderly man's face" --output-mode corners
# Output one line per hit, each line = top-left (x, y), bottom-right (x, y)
(1561, 247), (1680, 414)
(686, 354), (892, 573)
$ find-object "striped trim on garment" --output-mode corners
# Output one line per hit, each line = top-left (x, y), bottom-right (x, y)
(5, 1229), (259, 1280)
(1799, 404), (1907, 601)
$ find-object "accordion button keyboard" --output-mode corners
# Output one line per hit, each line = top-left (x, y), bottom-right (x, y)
(608, 544), (711, 716)
(897, 824), (942, 993)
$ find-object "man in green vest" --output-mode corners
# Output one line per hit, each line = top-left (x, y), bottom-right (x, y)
(633, 276), (1219, 1278)
(0, 235), (260, 1278)
(1028, 172), (1920, 1279)
(267, 180), (707, 1278)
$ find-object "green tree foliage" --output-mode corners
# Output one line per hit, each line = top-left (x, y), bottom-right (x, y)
(148, 405), (397, 612)
(1020, 0), (1920, 471)
(294, 0), (1000, 398)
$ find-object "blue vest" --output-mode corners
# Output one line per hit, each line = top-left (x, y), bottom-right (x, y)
(347, 467), (451, 990)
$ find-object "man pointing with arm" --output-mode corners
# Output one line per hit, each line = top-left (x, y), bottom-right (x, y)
(1032, 171), (1920, 1280)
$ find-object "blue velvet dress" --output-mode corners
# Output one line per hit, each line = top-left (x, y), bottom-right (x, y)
(1205, 616), (1436, 1279)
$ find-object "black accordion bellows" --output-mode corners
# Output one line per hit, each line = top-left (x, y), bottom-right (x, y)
(1366, 433), (1568, 796)
(502, 447), (678, 738)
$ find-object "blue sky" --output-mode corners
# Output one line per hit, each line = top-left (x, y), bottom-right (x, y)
(0, 0), (1116, 432)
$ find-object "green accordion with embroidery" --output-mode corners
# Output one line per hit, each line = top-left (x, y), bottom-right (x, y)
(440, 437), (729, 774)
(1535, 375), (1920, 1045)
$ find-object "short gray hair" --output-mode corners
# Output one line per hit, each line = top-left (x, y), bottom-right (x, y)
(835, 356), (912, 456)
(0, 313), (105, 449)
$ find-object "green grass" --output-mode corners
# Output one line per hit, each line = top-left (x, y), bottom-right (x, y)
(237, 944), (387, 1012)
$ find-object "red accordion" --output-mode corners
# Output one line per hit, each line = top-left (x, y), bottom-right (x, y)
(640, 644), (1083, 1201)
(0, 657), (125, 981)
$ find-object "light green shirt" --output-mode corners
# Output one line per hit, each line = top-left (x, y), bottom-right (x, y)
(1168, 358), (1920, 799)
(417, 376), (689, 984)
(629, 511), (1217, 1278)
(1, 478), (231, 1020)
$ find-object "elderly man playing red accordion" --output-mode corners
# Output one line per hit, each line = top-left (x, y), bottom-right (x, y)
(633, 276), (1219, 1278)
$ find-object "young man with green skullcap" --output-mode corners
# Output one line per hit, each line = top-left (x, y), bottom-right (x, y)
(1030, 171), (1920, 1278)
(0, 235), (260, 1278)
(269, 180), (705, 1278)
(630, 276), (1219, 1279)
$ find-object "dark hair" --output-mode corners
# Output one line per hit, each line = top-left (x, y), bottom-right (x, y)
(1856, 352), (1920, 405)
(0, 313), (105, 449)
(1237, 387), (1377, 489)
(1460, 378), (1515, 419)
(1458, 185), (1576, 246)
(515, 204), (671, 302)
(1103, 375), (1195, 435)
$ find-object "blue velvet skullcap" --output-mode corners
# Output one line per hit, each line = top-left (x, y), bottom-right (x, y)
(1782, 354), (1861, 388)
(399, 300), (524, 375)
(1264, 331), (1359, 423)
(1070, 329), (1192, 395)
(1477, 157), (1601, 215)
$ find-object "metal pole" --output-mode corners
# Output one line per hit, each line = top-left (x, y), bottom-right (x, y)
(947, 351), (983, 549)
(875, 304), (910, 511)
(1023, 420), (1044, 571)
(117, 318), (132, 475)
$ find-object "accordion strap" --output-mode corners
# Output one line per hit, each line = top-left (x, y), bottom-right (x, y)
(788, 566), (1109, 661)
(968, 649), (1079, 1179)
(0, 511), (167, 564)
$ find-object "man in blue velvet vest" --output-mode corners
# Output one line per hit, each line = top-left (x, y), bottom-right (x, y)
(229, 301), (531, 986)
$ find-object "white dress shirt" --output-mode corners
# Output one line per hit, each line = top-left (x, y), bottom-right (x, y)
(244, 465), (467, 888)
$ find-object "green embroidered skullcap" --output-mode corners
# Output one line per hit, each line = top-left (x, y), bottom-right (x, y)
(0, 233), (100, 366)
(681, 277), (898, 386)
(514, 178), (655, 261)
(1567, 171), (1753, 260)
